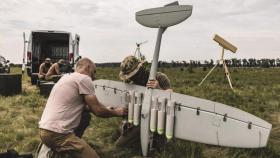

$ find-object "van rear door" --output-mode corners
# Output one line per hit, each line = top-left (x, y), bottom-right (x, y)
(25, 32), (33, 76)
(73, 34), (80, 63)
(22, 32), (26, 74)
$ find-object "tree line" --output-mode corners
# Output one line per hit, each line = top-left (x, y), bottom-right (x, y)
(158, 58), (280, 68)
(94, 58), (280, 68)
(11, 58), (280, 68)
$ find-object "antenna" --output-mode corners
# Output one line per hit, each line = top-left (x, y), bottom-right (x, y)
(134, 41), (148, 62)
(199, 34), (238, 89)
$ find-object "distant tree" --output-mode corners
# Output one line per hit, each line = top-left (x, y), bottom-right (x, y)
(276, 58), (280, 67)
(197, 61), (201, 67)
(204, 60), (209, 68)
(242, 59), (249, 67)
(177, 61), (182, 67)
(158, 61), (162, 67)
(237, 59), (242, 67)
(269, 59), (275, 67)
(260, 59), (270, 68)
(210, 59), (214, 67)
(248, 58), (254, 67)
(171, 60), (176, 67)
(225, 59), (231, 67)
(182, 60), (187, 67)
(187, 63), (194, 73)
(231, 58), (238, 67)
(257, 59), (261, 67)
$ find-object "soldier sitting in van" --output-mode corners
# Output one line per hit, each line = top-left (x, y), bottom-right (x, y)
(45, 59), (65, 82)
(38, 58), (52, 79)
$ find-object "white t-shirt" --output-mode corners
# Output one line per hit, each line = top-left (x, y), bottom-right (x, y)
(39, 72), (95, 134)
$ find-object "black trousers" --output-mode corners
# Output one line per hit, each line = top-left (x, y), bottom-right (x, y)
(74, 110), (91, 138)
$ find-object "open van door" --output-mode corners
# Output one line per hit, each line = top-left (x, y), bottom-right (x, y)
(22, 32), (26, 74)
(73, 34), (80, 63)
(21, 32), (28, 74)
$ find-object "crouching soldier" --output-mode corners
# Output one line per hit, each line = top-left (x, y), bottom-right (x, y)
(115, 55), (172, 149)
(38, 58), (52, 80)
(45, 59), (65, 82)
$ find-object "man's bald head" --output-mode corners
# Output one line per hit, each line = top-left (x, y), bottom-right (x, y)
(76, 57), (95, 70)
(75, 57), (96, 80)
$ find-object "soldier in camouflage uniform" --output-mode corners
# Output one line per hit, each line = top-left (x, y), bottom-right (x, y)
(115, 55), (172, 148)
(119, 55), (172, 90)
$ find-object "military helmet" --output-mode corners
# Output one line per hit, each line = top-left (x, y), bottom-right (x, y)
(119, 55), (143, 80)
(57, 59), (65, 65)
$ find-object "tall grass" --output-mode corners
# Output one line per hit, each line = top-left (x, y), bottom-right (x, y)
(0, 67), (279, 157)
(0, 68), (46, 154)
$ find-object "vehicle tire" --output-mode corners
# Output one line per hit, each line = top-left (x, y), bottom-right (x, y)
(0, 74), (22, 96)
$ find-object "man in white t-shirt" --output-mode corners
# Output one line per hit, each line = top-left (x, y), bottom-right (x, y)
(39, 57), (127, 158)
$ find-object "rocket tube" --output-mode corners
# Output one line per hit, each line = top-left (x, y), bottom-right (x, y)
(157, 97), (166, 135)
(150, 97), (158, 132)
(133, 92), (142, 126)
(122, 91), (129, 106)
(128, 91), (135, 123)
(165, 100), (175, 139)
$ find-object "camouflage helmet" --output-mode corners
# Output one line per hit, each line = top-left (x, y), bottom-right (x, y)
(119, 55), (143, 80)
(57, 59), (65, 65)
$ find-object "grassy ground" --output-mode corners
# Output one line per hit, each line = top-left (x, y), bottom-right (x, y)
(0, 67), (279, 158)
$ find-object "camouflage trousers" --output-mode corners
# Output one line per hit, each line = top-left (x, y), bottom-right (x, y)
(115, 122), (166, 150)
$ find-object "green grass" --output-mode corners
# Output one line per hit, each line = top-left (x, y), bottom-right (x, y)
(0, 68), (46, 153)
(0, 67), (279, 157)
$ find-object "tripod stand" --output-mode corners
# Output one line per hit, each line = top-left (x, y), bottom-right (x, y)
(134, 41), (147, 61)
(199, 47), (233, 89)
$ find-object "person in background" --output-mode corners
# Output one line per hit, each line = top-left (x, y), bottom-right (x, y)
(39, 57), (128, 158)
(38, 58), (52, 79)
(45, 59), (65, 81)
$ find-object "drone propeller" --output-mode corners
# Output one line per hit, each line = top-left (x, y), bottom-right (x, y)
(136, 40), (148, 47)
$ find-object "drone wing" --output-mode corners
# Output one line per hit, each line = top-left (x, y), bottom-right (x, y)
(93, 79), (272, 148)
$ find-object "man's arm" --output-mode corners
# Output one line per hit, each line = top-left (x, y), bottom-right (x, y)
(146, 80), (173, 92)
(147, 72), (173, 92)
(54, 64), (61, 75)
(39, 64), (46, 75)
(84, 94), (127, 118)
(45, 65), (54, 77)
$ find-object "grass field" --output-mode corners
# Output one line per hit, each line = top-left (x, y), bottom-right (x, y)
(0, 67), (279, 158)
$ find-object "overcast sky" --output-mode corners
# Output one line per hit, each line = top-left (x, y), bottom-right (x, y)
(0, 0), (279, 63)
